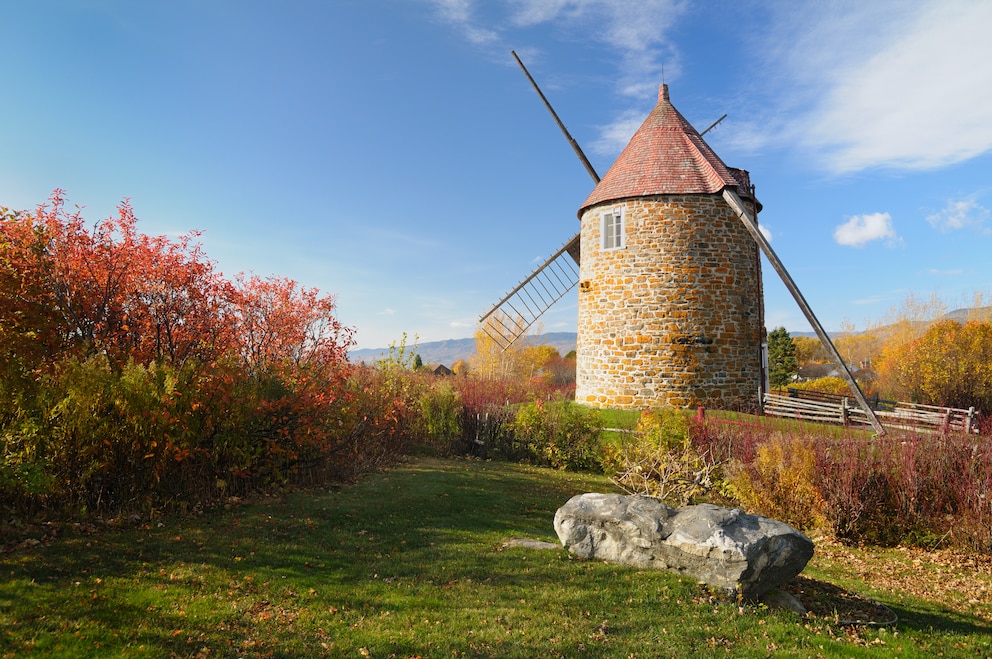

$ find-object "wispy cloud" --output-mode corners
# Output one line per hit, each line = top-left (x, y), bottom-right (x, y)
(428, 0), (499, 45)
(590, 108), (645, 156)
(926, 268), (965, 276)
(769, 0), (992, 173)
(430, 1), (992, 175)
(834, 212), (899, 248)
(925, 198), (991, 234)
(758, 223), (773, 243)
(427, 0), (687, 155)
(429, 0), (686, 83)
(510, 0), (687, 90)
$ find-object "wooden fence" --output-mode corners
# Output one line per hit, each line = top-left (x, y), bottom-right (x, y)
(762, 388), (978, 434)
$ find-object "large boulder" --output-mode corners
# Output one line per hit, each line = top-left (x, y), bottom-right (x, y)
(553, 493), (814, 599)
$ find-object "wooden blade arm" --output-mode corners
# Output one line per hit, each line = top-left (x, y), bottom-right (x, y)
(723, 188), (886, 435)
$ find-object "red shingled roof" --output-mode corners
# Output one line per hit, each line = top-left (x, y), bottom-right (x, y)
(579, 84), (752, 216)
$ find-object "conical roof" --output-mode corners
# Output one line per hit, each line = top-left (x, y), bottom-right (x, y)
(579, 84), (752, 216)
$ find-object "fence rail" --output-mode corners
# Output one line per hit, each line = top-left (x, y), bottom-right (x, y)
(762, 390), (977, 434)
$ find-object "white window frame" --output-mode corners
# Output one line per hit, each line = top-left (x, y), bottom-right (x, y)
(601, 207), (625, 250)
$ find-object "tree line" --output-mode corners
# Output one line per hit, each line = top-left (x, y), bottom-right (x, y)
(767, 292), (992, 411)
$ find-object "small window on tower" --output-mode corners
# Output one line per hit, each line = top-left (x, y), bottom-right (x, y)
(601, 208), (625, 250)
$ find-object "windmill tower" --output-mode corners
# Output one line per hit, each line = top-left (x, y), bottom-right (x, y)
(481, 54), (885, 431)
(574, 84), (763, 409)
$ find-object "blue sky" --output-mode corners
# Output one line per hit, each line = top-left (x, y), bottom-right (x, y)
(3, 1), (991, 349)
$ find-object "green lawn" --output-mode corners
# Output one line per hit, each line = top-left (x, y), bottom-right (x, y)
(2, 457), (990, 657)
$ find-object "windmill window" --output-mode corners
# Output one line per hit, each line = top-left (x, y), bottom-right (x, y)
(601, 208), (625, 250)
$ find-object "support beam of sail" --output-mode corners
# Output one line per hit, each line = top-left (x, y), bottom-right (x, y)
(479, 233), (580, 350)
(722, 188), (886, 435)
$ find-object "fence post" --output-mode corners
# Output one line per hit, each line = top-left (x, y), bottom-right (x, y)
(841, 397), (849, 426)
(966, 407), (975, 434)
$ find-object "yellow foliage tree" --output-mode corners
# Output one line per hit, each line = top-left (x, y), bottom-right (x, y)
(792, 335), (827, 367)
(877, 320), (992, 410)
(875, 291), (947, 352)
(517, 344), (559, 380)
(470, 313), (559, 381)
(471, 312), (527, 380)
(833, 319), (881, 369)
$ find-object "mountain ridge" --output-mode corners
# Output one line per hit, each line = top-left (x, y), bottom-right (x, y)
(350, 306), (992, 366)
(349, 332), (577, 366)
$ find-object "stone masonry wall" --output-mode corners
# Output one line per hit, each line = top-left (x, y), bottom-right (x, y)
(576, 193), (764, 410)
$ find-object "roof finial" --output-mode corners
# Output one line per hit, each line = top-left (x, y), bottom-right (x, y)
(659, 83), (669, 102)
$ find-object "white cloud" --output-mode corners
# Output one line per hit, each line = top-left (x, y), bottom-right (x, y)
(925, 198), (991, 233)
(927, 268), (965, 276)
(378, 308), (396, 316)
(833, 212), (898, 248)
(758, 223), (772, 243)
(774, 1), (992, 173)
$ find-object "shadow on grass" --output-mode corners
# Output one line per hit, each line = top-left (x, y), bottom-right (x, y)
(1, 458), (619, 655)
(884, 601), (992, 637)
(780, 574), (991, 639)
(3, 457), (991, 657)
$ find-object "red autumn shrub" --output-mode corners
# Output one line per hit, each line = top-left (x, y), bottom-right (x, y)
(1, 193), (359, 517)
(689, 414), (992, 551)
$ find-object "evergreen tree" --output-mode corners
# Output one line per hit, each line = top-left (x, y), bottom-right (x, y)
(768, 326), (798, 388)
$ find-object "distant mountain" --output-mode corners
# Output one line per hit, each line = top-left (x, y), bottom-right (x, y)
(790, 306), (992, 340)
(351, 307), (992, 366)
(349, 332), (577, 367)
(942, 306), (992, 323)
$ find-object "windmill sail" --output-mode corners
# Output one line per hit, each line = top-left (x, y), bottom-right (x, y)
(476, 53), (591, 352)
(722, 188), (885, 435)
(479, 232), (580, 350)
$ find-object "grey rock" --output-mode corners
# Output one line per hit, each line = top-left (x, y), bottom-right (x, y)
(553, 493), (814, 599)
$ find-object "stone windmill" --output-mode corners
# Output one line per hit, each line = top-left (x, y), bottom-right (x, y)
(481, 53), (883, 432)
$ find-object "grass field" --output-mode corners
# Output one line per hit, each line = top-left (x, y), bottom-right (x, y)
(2, 457), (990, 657)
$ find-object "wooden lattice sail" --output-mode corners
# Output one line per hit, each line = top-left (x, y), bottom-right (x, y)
(478, 233), (579, 350)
